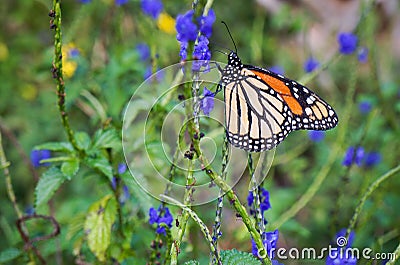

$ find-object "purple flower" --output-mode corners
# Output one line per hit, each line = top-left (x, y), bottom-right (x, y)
(308, 130), (325, 142)
(364, 152), (381, 167)
(200, 87), (215, 116)
(179, 41), (188, 61)
(115, 0), (128, 5)
(357, 47), (368, 63)
(25, 205), (35, 216)
(326, 229), (357, 265)
(342, 146), (364, 167)
(338, 33), (358, 55)
(269, 65), (284, 76)
(192, 35), (211, 71)
(118, 163), (127, 174)
(79, 0), (91, 3)
(176, 10), (198, 42)
(136, 43), (150, 61)
(30, 150), (51, 167)
(69, 48), (80, 58)
(247, 192), (254, 207)
(141, 0), (163, 19)
(148, 205), (173, 235)
(111, 177), (118, 190)
(303, 57), (319, 73)
(248, 188), (271, 217)
(358, 101), (372, 114)
(119, 185), (130, 204)
(199, 9), (216, 38)
(144, 66), (152, 80)
(251, 229), (279, 260)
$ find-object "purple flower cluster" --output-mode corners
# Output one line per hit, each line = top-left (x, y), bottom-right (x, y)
(303, 57), (319, 73)
(308, 130), (325, 142)
(30, 149), (51, 167)
(200, 87), (215, 115)
(175, 9), (215, 71)
(326, 229), (357, 265)
(358, 100), (372, 114)
(251, 230), (282, 264)
(149, 205), (173, 235)
(247, 187), (271, 216)
(338, 33), (369, 63)
(141, 0), (163, 19)
(342, 147), (381, 167)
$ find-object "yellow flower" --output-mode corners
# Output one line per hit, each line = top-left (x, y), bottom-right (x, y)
(157, 12), (176, 34)
(0, 42), (9, 61)
(20, 84), (38, 101)
(62, 43), (79, 78)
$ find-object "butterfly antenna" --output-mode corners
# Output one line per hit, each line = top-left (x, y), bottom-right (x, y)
(213, 49), (228, 55)
(221, 21), (237, 54)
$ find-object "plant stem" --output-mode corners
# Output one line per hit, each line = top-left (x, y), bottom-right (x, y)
(346, 164), (400, 238)
(385, 241), (400, 265)
(51, 0), (80, 152)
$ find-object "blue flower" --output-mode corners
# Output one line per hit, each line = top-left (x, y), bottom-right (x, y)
(144, 65), (152, 80)
(248, 188), (271, 217)
(326, 229), (357, 265)
(308, 130), (325, 142)
(118, 163), (127, 174)
(358, 101), (372, 114)
(192, 35), (211, 71)
(200, 87), (215, 116)
(68, 48), (80, 58)
(303, 57), (319, 73)
(247, 191), (254, 207)
(148, 205), (173, 235)
(269, 65), (284, 76)
(136, 43), (150, 61)
(199, 9), (216, 38)
(338, 33), (358, 55)
(79, 0), (91, 3)
(25, 205), (35, 216)
(115, 0), (128, 5)
(111, 177), (118, 190)
(364, 152), (381, 167)
(119, 185), (130, 204)
(342, 146), (364, 167)
(179, 41), (188, 61)
(357, 47), (368, 63)
(176, 10), (198, 42)
(251, 229), (279, 261)
(30, 149), (51, 167)
(141, 0), (163, 19)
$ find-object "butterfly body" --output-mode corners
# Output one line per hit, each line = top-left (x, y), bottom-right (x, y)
(219, 52), (338, 152)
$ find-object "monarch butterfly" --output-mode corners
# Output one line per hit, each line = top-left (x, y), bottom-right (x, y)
(212, 23), (338, 152)
(216, 51), (338, 152)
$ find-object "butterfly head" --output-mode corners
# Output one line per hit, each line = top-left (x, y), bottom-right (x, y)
(228, 52), (243, 69)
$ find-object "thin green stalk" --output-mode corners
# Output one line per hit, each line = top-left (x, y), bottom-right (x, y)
(248, 153), (264, 235)
(385, 242), (400, 265)
(51, 0), (80, 152)
(346, 164), (400, 238)
(170, 159), (195, 265)
(0, 132), (35, 262)
(162, 195), (221, 265)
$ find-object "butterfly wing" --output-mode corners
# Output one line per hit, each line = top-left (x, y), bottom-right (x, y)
(223, 64), (338, 152)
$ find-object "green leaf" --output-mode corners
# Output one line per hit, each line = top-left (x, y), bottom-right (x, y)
(220, 249), (262, 265)
(34, 167), (67, 208)
(183, 261), (200, 265)
(85, 155), (113, 180)
(61, 158), (80, 180)
(91, 129), (120, 150)
(0, 248), (22, 262)
(75, 131), (91, 150)
(34, 142), (74, 153)
(84, 195), (117, 262)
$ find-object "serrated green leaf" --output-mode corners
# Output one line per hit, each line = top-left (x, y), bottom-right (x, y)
(34, 142), (74, 153)
(183, 260), (200, 265)
(85, 156), (113, 180)
(75, 131), (91, 150)
(84, 195), (117, 262)
(0, 248), (22, 262)
(92, 129), (120, 150)
(61, 158), (80, 180)
(220, 249), (262, 265)
(34, 167), (67, 207)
